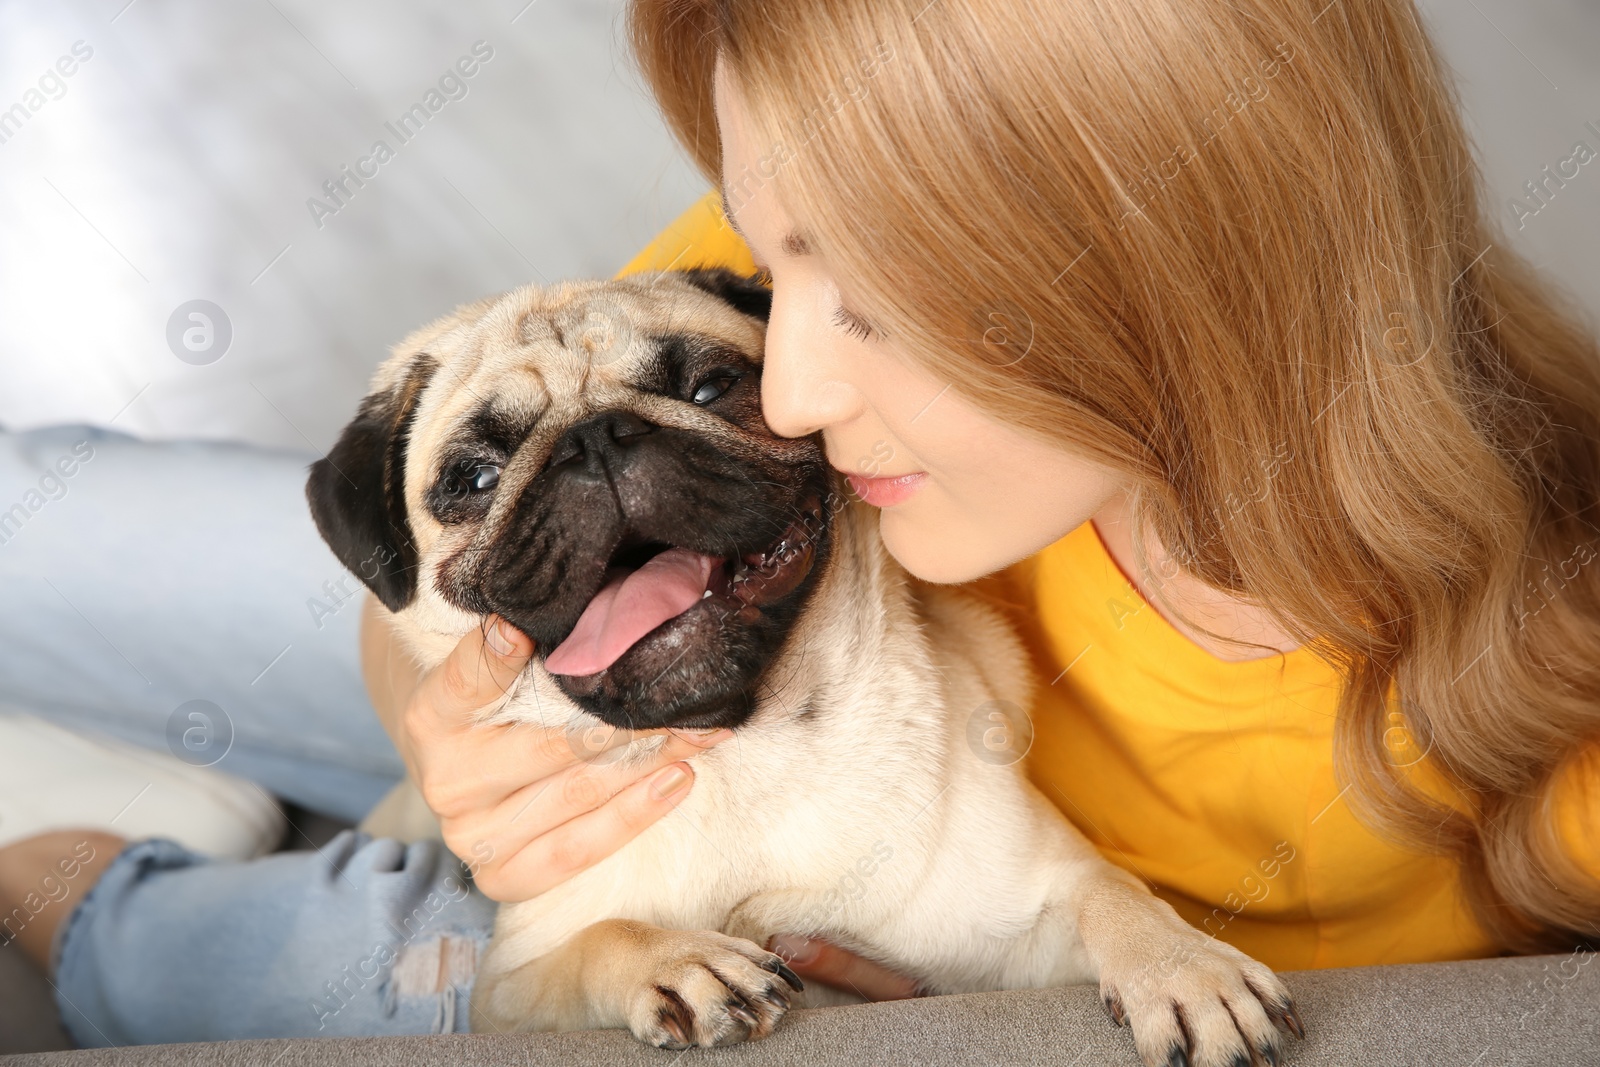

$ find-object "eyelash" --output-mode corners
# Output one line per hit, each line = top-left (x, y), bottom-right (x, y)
(832, 305), (877, 341)
(750, 266), (878, 341)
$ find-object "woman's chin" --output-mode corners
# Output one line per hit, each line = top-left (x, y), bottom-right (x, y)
(877, 507), (995, 585)
(879, 499), (1081, 585)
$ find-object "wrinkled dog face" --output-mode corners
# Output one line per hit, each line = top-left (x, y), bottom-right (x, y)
(307, 269), (836, 731)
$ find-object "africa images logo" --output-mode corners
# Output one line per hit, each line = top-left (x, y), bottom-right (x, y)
(0, 40), (94, 148)
(306, 41), (495, 229)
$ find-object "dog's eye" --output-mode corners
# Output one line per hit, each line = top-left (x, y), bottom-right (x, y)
(440, 461), (500, 499)
(691, 375), (739, 405)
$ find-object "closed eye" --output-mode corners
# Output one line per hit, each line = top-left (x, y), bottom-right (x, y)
(751, 265), (878, 341)
(832, 304), (877, 341)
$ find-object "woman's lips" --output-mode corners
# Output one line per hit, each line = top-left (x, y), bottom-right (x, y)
(844, 471), (927, 507)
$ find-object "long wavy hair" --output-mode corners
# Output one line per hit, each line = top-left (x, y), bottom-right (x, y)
(625, 0), (1600, 952)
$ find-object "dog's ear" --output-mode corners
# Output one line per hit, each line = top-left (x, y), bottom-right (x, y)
(305, 354), (438, 612)
(676, 267), (773, 323)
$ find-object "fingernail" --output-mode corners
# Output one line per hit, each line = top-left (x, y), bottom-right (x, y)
(649, 763), (692, 801)
(767, 934), (819, 965)
(486, 618), (518, 657)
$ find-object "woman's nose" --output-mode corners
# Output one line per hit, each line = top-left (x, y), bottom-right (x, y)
(759, 294), (862, 439)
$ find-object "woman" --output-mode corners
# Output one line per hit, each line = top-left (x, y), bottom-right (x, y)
(4, 0), (1597, 1052)
(416, 0), (1600, 972)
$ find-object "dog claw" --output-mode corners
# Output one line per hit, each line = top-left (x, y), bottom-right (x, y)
(1281, 1001), (1305, 1040)
(1164, 1046), (1189, 1067)
(655, 1011), (691, 1048)
(765, 958), (806, 992)
(725, 998), (759, 1028)
(1265, 996), (1305, 1041)
(1101, 992), (1127, 1027)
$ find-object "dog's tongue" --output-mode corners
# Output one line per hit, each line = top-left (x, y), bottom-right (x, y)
(543, 547), (716, 677)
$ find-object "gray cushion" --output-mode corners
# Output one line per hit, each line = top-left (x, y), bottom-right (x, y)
(6, 952), (1595, 1066)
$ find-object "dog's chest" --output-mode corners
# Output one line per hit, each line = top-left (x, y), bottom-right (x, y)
(494, 722), (942, 954)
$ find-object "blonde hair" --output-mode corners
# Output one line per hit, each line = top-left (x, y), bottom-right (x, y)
(627, 0), (1600, 952)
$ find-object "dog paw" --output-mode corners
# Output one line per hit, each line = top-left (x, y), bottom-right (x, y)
(1098, 924), (1303, 1067)
(624, 930), (806, 1049)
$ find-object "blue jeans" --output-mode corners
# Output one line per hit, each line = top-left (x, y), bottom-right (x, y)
(51, 832), (498, 1044)
(1, 425), (499, 1042)
(0, 423), (403, 820)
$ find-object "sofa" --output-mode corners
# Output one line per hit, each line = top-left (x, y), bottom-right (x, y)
(3, 946), (1596, 1065)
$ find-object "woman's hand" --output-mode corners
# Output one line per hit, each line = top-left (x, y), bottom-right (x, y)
(361, 594), (731, 902)
(766, 934), (924, 1001)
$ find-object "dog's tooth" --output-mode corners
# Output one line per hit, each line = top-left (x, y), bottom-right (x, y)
(701, 588), (712, 600)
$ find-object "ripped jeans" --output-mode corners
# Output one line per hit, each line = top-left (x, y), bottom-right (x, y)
(50, 830), (498, 1045)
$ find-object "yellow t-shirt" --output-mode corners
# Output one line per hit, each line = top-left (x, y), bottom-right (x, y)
(616, 189), (1599, 970)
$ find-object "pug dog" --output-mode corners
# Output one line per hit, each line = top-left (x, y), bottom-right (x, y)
(306, 268), (1304, 1067)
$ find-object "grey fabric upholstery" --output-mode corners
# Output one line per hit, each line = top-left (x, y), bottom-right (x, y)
(6, 952), (1595, 1066)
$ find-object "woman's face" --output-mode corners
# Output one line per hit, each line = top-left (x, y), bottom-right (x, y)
(713, 59), (1127, 583)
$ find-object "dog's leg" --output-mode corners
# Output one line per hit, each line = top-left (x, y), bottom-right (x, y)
(470, 918), (805, 1047)
(1065, 864), (1302, 1067)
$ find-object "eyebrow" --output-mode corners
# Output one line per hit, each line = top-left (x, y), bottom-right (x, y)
(720, 185), (814, 258)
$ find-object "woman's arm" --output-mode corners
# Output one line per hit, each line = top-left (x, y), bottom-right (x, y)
(359, 593), (427, 779)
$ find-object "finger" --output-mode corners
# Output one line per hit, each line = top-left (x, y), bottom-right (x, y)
(472, 730), (732, 852)
(766, 935), (922, 1001)
(562, 718), (729, 765)
(411, 616), (534, 736)
(472, 761), (701, 902)
(418, 714), (635, 817)
(472, 711), (678, 785)
(460, 722), (731, 818)
(421, 691), (732, 822)
(405, 617), (551, 813)
(546, 730), (732, 814)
